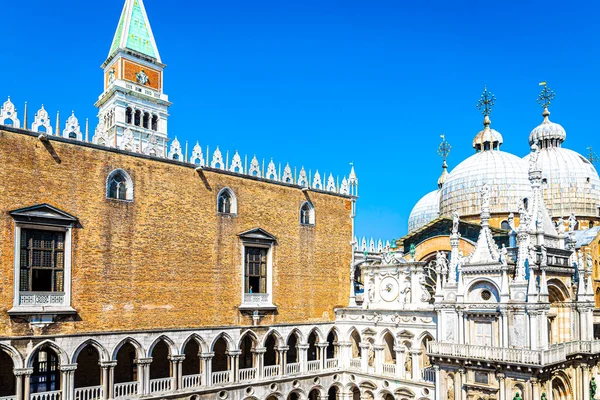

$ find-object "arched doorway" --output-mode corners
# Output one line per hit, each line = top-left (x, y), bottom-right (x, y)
(382, 393), (394, 400)
(73, 344), (101, 396)
(114, 342), (139, 396)
(548, 280), (571, 344)
(288, 392), (301, 400)
(326, 329), (338, 368)
(239, 332), (258, 381)
(264, 332), (280, 377)
(211, 337), (231, 385)
(349, 329), (361, 369)
(349, 385), (360, 400)
(307, 331), (320, 371)
(0, 350), (16, 397)
(308, 388), (321, 400)
(30, 345), (60, 393)
(181, 337), (202, 389)
(420, 333), (434, 381)
(286, 331), (300, 373)
(328, 386), (339, 400)
(382, 332), (396, 375)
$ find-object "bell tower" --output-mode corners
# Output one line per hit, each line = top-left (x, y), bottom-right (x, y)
(95, 0), (171, 155)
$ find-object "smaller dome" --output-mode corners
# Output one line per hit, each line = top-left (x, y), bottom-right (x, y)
(528, 108), (566, 147)
(408, 190), (440, 233)
(472, 115), (503, 151)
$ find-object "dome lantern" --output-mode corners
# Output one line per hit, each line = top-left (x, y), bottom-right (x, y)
(473, 87), (503, 152)
(529, 83), (566, 148)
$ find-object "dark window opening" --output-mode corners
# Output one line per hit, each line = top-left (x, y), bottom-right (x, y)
(300, 203), (312, 225)
(218, 190), (232, 214)
(126, 108), (133, 124)
(245, 247), (267, 294)
(143, 112), (150, 129)
(501, 220), (510, 230)
(20, 229), (65, 293)
(151, 115), (158, 131)
(134, 110), (141, 127)
(108, 172), (129, 200)
(31, 348), (60, 393)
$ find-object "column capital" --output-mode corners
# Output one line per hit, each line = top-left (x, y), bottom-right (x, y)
(496, 372), (506, 381)
(253, 347), (267, 354)
(409, 350), (423, 356)
(200, 352), (215, 360)
(225, 350), (242, 357)
(316, 343), (329, 349)
(59, 363), (78, 372)
(135, 357), (153, 365)
(393, 345), (405, 353)
(372, 345), (385, 351)
(13, 368), (34, 376)
(297, 344), (310, 350)
(359, 343), (370, 350)
(530, 377), (538, 384)
(99, 360), (118, 368)
(275, 346), (289, 352)
(168, 355), (186, 362)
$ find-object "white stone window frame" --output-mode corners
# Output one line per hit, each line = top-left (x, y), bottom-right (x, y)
(8, 206), (77, 315)
(299, 201), (315, 226)
(238, 229), (277, 311)
(217, 187), (238, 215)
(106, 168), (134, 202)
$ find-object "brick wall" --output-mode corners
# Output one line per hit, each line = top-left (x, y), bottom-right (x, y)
(0, 129), (352, 336)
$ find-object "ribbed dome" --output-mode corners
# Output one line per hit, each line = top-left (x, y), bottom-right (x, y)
(529, 109), (566, 147)
(472, 115), (503, 151)
(440, 150), (532, 217)
(523, 147), (600, 218)
(408, 189), (440, 232)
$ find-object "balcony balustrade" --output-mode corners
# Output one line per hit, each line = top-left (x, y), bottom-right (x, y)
(0, 397), (16, 400)
(114, 381), (138, 399)
(181, 373), (202, 389)
(238, 367), (257, 382)
(422, 367), (436, 383)
(31, 391), (61, 400)
(212, 370), (231, 385)
(149, 377), (173, 394)
(74, 386), (103, 400)
(307, 360), (320, 372)
(286, 362), (300, 375)
(263, 365), (280, 378)
(349, 358), (361, 370)
(326, 358), (339, 369)
(382, 363), (396, 376)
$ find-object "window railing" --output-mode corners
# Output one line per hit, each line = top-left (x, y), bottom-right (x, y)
(238, 367), (257, 382)
(19, 292), (65, 306)
(382, 363), (396, 376)
(114, 382), (138, 398)
(349, 358), (361, 370)
(0, 396), (17, 400)
(263, 365), (280, 378)
(149, 377), (173, 394)
(31, 391), (61, 400)
(74, 386), (103, 400)
(286, 362), (300, 375)
(212, 370), (231, 385)
(326, 358), (339, 369)
(181, 374), (202, 389)
(422, 367), (436, 383)
(307, 360), (320, 372)
(243, 293), (270, 304)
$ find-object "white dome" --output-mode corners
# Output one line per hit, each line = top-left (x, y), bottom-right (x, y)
(408, 190), (440, 232)
(440, 150), (532, 217)
(523, 147), (600, 218)
(529, 110), (566, 146)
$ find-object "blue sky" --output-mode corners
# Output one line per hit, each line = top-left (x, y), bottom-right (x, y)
(2, 0), (599, 240)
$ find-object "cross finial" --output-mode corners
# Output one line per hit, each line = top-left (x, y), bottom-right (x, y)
(587, 146), (599, 165)
(537, 82), (555, 109)
(476, 86), (496, 116)
(437, 134), (451, 162)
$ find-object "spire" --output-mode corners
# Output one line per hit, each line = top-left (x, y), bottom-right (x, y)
(437, 134), (451, 188)
(465, 183), (501, 264)
(108, 0), (161, 62)
(23, 101), (28, 130)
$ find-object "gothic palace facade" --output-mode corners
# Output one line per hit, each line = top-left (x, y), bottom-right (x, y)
(2, 1), (600, 400)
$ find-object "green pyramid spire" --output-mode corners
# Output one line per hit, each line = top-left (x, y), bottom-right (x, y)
(108, 0), (161, 62)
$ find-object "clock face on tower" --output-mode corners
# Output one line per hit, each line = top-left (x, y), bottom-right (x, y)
(379, 276), (399, 302)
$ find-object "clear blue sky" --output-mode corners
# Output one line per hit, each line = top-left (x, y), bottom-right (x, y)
(2, 0), (599, 240)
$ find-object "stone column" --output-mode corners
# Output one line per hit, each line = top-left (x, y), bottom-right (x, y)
(433, 366), (441, 400)
(501, 310), (509, 348)
(359, 343), (369, 372)
(459, 368), (466, 400)
(225, 350), (241, 382)
(457, 310), (464, 344)
(393, 346), (404, 379)
(531, 378), (540, 400)
(21, 368), (33, 400)
(540, 310), (549, 350)
(529, 311), (539, 350)
(317, 343), (328, 370)
(337, 342), (351, 369)
(253, 347), (266, 379)
(410, 350), (422, 382)
(276, 346), (289, 376)
(298, 344), (309, 372)
(200, 353), (214, 387)
(496, 373), (506, 400)
(13, 368), (32, 400)
(373, 345), (384, 375)
(454, 369), (462, 400)
(168, 355), (185, 390)
(99, 361), (117, 400)
(584, 365), (591, 400)
(545, 378), (554, 400)
(135, 358), (152, 395)
(60, 364), (77, 400)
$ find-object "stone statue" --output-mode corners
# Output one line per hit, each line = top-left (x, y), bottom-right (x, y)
(367, 284), (374, 304)
(480, 183), (490, 209)
(555, 217), (566, 233)
(452, 210), (460, 234)
(436, 251), (449, 276)
(500, 244), (508, 267)
(540, 245), (547, 267)
(447, 377), (455, 400)
(529, 144), (540, 171)
(508, 212), (515, 231)
(404, 354), (412, 376)
(541, 393), (547, 400)
(367, 341), (375, 367)
(399, 281), (411, 304)
(569, 212), (577, 232)
(587, 251), (593, 271)
(513, 392), (522, 400)
(591, 376), (597, 399)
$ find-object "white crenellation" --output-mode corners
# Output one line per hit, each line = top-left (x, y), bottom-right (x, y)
(63, 111), (82, 140)
(31, 105), (53, 135)
(168, 137), (183, 161)
(340, 177), (349, 195)
(298, 167), (308, 187)
(282, 163), (293, 183)
(313, 170), (322, 189)
(249, 156), (260, 177)
(229, 151), (243, 173)
(211, 147), (224, 169)
(190, 142), (204, 166)
(0, 97), (20, 128)
(266, 159), (277, 180)
(327, 174), (336, 191)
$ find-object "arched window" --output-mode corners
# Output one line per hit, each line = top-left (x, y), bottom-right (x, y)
(217, 188), (237, 214)
(501, 220), (510, 230)
(152, 115), (158, 131)
(126, 108), (133, 124)
(107, 169), (133, 201)
(300, 202), (315, 225)
(143, 112), (150, 129)
(134, 110), (141, 127)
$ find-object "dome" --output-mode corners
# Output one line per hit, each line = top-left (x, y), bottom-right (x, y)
(529, 109), (566, 147)
(523, 147), (600, 218)
(472, 115), (503, 151)
(440, 150), (532, 217)
(408, 189), (440, 232)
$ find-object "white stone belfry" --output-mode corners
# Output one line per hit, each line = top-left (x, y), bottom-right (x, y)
(31, 105), (53, 134)
(94, 0), (171, 156)
(0, 97), (20, 128)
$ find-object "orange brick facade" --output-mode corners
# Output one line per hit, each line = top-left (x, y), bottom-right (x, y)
(0, 128), (352, 337)
(122, 59), (161, 90)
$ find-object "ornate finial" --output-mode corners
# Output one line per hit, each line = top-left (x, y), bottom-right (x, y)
(537, 82), (555, 110)
(587, 146), (599, 165)
(437, 134), (451, 163)
(476, 86), (496, 117)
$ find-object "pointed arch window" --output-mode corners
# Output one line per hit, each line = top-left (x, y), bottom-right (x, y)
(107, 169), (134, 201)
(217, 188), (237, 215)
(300, 202), (315, 226)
